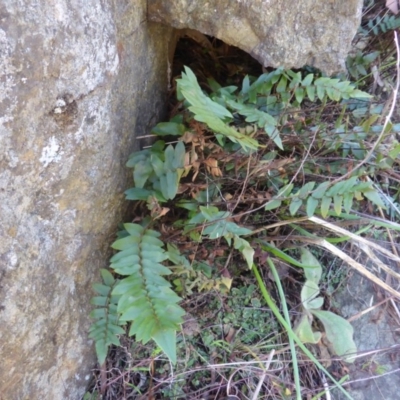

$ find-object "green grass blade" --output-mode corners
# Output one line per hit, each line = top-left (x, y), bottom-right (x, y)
(252, 263), (353, 400)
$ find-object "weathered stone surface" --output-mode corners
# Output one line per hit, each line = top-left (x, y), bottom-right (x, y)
(0, 1), (172, 399)
(334, 250), (400, 400)
(148, 0), (363, 75)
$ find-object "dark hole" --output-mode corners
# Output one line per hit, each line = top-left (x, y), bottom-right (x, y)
(172, 32), (263, 89)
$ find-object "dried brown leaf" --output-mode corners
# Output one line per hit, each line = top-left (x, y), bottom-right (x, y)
(204, 157), (223, 177)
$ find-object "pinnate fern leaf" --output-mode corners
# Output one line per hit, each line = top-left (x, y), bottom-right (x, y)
(177, 66), (259, 151)
(111, 223), (185, 363)
(89, 269), (125, 365)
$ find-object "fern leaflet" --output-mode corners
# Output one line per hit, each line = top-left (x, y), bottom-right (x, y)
(111, 223), (185, 363)
(89, 269), (124, 365)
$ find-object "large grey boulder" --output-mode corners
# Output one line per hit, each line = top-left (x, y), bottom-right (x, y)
(0, 1), (172, 398)
(148, 0), (363, 75)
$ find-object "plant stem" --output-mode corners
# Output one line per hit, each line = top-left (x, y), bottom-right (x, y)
(252, 262), (353, 400)
(267, 258), (301, 400)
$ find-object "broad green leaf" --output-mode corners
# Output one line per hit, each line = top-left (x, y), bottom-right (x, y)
(203, 222), (227, 238)
(224, 222), (253, 236)
(89, 268), (124, 365)
(298, 181), (316, 199)
(95, 340), (110, 366)
(200, 205), (227, 220)
(306, 196), (319, 217)
(112, 235), (141, 250)
(326, 180), (346, 197)
(126, 151), (149, 168)
(316, 84), (325, 101)
(326, 86), (339, 101)
(92, 283), (111, 297)
(279, 183), (294, 197)
(265, 125), (283, 149)
(125, 187), (155, 201)
(388, 143), (400, 159)
(312, 181), (330, 199)
(287, 69), (302, 82)
(307, 296), (324, 309)
(337, 176), (358, 195)
(141, 234), (164, 247)
(167, 243), (191, 268)
(234, 236), (254, 269)
(295, 87), (305, 104)
(153, 328), (177, 364)
(311, 310), (357, 363)
(91, 296), (108, 307)
(289, 197), (303, 216)
(151, 122), (186, 137)
(301, 280), (320, 309)
(363, 189), (386, 208)
(133, 159), (153, 188)
(333, 194), (343, 216)
(173, 141), (186, 169)
(300, 248), (322, 283)
(164, 145), (175, 170)
(353, 181), (373, 192)
(178, 67), (233, 119)
(280, 91), (290, 104)
(306, 85), (316, 101)
(350, 89), (372, 99)
(176, 200), (199, 211)
(177, 67), (258, 151)
(123, 223), (144, 236)
(150, 154), (164, 177)
(265, 199), (282, 211)
(294, 314), (321, 344)
(343, 192), (353, 213)
(276, 75), (287, 93)
(320, 196), (332, 218)
(302, 73), (314, 87)
(166, 170), (179, 199)
(361, 115), (379, 133)
(90, 308), (107, 319)
(241, 75), (250, 94)
(100, 269), (115, 287)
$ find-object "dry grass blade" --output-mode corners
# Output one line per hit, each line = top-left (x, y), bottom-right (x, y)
(354, 241), (400, 281)
(304, 238), (400, 299)
(251, 349), (275, 400)
(309, 216), (400, 263)
(297, 234), (400, 299)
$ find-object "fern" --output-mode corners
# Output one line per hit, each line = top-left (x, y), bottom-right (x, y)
(125, 140), (186, 202)
(265, 176), (386, 218)
(177, 66), (259, 151)
(90, 66), (382, 370)
(346, 50), (380, 79)
(89, 269), (125, 365)
(110, 223), (185, 363)
(360, 14), (400, 36)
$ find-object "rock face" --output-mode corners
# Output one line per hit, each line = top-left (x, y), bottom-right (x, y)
(0, 1), (172, 399)
(148, 0), (363, 75)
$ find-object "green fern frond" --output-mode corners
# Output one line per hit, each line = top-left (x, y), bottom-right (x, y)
(110, 223), (185, 363)
(177, 66), (259, 151)
(362, 15), (400, 35)
(124, 141), (186, 202)
(89, 269), (125, 365)
(264, 176), (386, 218)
